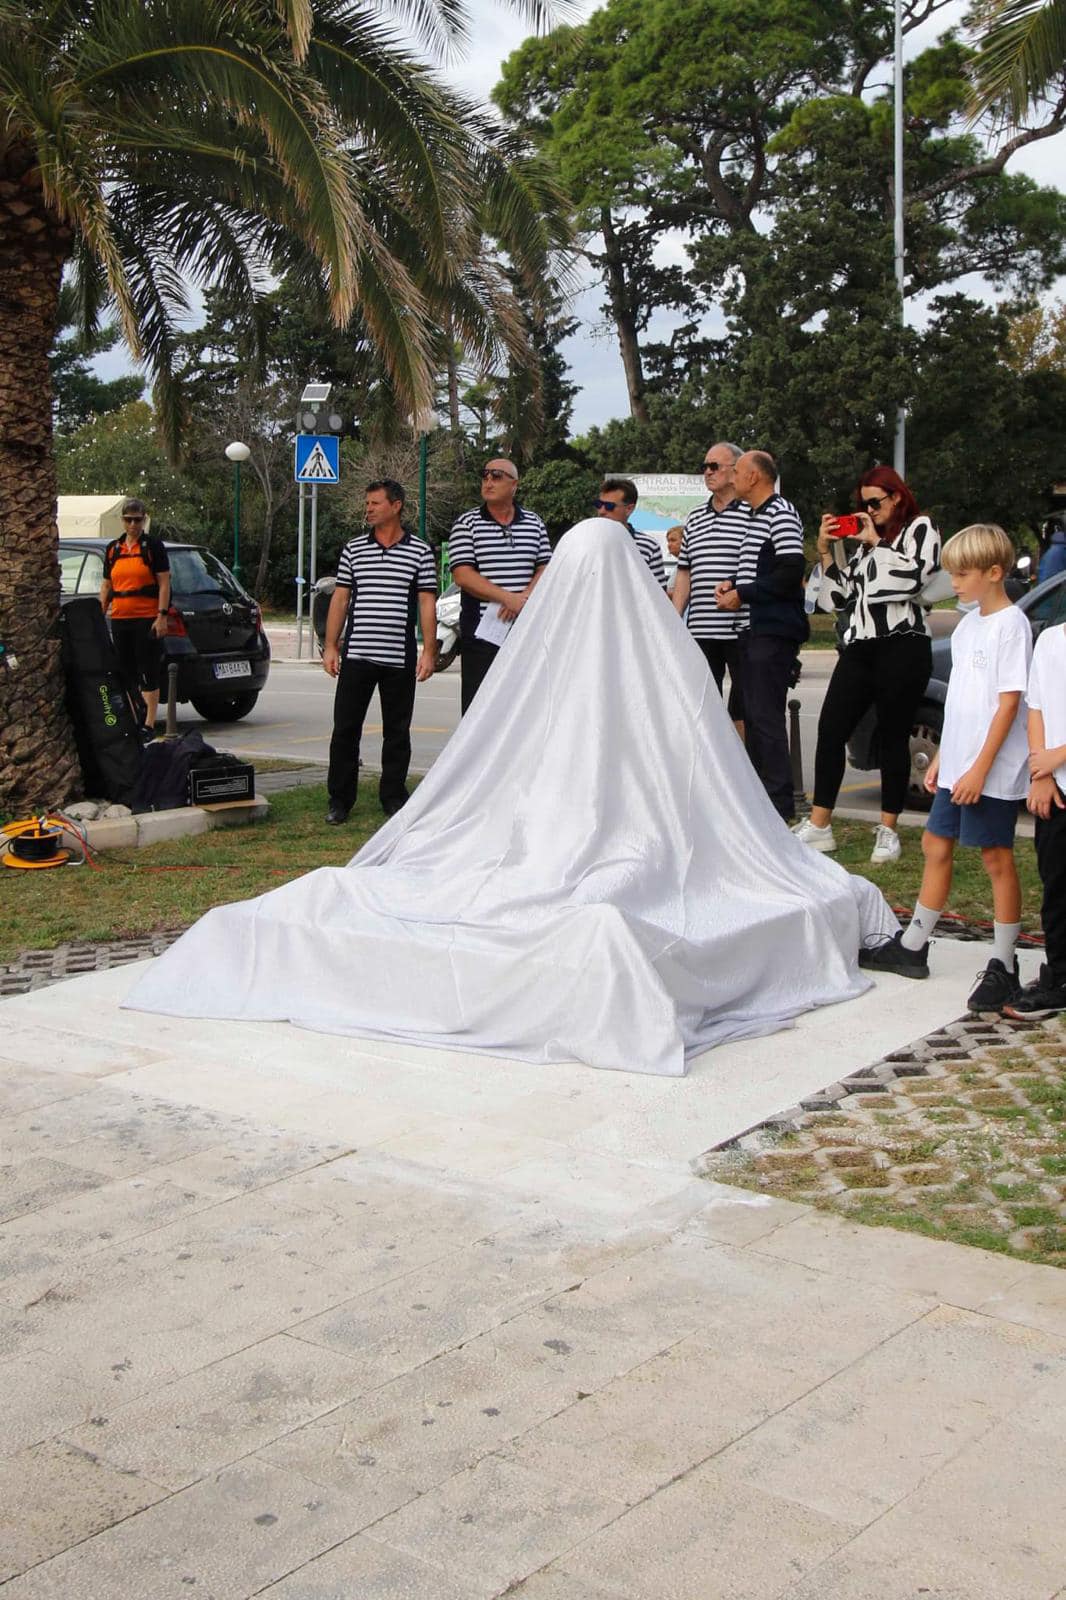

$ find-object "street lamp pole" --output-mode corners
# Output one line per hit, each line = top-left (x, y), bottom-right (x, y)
(225, 441), (251, 586)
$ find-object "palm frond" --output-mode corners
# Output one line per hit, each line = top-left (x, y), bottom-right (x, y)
(970, 0), (1066, 121)
(310, 14), (470, 268)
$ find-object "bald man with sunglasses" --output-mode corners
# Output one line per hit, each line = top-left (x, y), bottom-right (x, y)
(448, 459), (551, 713)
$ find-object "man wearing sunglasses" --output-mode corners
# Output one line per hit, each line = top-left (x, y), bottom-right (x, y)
(672, 442), (747, 730)
(449, 458), (551, 713)
(99, 497), (171, 730)
(593, 479), (667, 588)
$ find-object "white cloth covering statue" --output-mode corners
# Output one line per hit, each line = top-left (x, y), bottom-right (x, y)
(126, 518), (898, 1075)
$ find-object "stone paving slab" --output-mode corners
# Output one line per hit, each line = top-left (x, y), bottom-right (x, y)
(2, 955), (1066, 1597)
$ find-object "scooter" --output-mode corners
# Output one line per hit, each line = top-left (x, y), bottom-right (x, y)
(435, 583), (461, 672)
(313, 572), (461, 671)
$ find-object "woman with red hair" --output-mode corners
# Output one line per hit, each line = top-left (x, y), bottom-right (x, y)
(793, 466), (941, 864)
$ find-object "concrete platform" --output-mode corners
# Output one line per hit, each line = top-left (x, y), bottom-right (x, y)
(73, 795), (269, 852)
(1, 942), (1063, 1599)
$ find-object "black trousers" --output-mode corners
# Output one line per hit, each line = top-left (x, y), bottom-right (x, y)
(737, 631), (800, 820)
(111, 617), (161, 694)
(697, 638), (744, 721)
(813, 633), (932, 816)
(327, 657), (416, 811)
(1035, 795), (1066, 981)
(460, 638), (499, 715)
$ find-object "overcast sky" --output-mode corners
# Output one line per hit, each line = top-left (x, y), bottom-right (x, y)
(92, 0), (1066, 437)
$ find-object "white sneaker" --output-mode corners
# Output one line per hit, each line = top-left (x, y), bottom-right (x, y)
(870, 824), (901, 865)
(791, 817), (837, 852)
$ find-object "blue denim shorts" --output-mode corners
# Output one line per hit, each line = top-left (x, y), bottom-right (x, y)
(926, 787), (1019, 849)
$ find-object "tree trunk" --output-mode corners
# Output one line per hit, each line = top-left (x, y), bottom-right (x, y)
(445, 336), (465, 468)
(0, 141), (81, 812)
(254, 504), (275, 600)
(601, 208), (650, 425)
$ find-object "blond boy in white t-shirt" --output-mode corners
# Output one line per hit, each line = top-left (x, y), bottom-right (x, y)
(860, 525), (1032, 1011)
(1004, 618), (1066, 1017)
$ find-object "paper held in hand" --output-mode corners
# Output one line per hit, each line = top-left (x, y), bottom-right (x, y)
(474, 604), (514, 647)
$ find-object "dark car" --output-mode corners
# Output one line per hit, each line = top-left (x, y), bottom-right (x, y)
(847, 569), (1066, 808)
(59, 538), (270, 721)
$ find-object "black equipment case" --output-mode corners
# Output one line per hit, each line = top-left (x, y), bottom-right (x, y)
(59, 598), (144, 806)
(187, 756), (255, 805)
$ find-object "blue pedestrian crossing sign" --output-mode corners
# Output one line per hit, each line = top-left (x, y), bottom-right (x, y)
(294, 434), (340, 484)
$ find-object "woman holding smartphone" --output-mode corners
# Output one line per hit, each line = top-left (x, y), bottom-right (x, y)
(793, 466), (941, 864)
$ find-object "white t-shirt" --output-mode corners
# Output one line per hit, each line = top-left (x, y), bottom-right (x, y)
(939, 603), (1032, 800)
(1027, 623), (1066, 792)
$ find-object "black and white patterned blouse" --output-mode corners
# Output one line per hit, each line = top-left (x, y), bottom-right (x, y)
(822, 515), (941, 645)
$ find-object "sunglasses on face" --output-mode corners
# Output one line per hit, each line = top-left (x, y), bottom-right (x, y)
(702, 462), (722, 473)
(860, 495), (890, 512)
(481, 468), (516, 482)
(593, 498), (625, 512)
(122, 514), (145, 523)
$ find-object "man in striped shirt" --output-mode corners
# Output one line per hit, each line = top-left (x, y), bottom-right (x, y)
(671, 442), (748, 728)
(716, 450), (809, 821)
(449, 459), (552, 713)
(593, 478), (667, 588)
(322, 480), (438, 824)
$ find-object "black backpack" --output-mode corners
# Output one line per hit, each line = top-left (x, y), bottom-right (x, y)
(132, 730), (217, 813)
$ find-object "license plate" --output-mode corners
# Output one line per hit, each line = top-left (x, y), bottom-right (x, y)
(213, 660), (252, 680)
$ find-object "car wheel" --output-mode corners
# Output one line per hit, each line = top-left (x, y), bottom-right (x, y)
(435, 643), (459, 672)
(190, 691), (260, 722)
(908, 710), (942, 810)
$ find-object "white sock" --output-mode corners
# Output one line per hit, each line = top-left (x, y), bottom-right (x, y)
(902, 902), (939, 951)
(992, 921), (1021, 969)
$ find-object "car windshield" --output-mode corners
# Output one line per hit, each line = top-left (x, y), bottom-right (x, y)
(168, 548), (246, 600)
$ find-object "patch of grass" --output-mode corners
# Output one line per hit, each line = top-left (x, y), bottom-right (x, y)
(829, 821), (1043, 933)
(0, 783), (384, 965)
(1008, 1205), (1063, 1228)
(990, 1180), (1041, 1201)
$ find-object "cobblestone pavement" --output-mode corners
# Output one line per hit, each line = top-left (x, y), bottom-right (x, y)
(703, 1006), (1066, 1264)
(0, 932), (187, 997)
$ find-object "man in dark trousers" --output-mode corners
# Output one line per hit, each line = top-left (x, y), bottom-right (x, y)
(716, 450), (808, 821)
(322, 480), (438, 823)
(448, 458), (551, 713)
(672, 440), (748, 731)
(99, 497), (171, 730)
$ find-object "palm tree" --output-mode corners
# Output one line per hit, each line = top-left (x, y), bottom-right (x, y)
(0, 0), (571, 812)
(971, 0), (1066, 121)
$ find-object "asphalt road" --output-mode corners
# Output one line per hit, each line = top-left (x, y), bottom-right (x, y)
(185, 632), (899, 820)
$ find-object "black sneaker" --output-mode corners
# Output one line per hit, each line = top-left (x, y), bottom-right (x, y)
(967, 957), (1020, 1013)
(1003, 964), (1066, 1019)
(857, 931), (929, 979)
(325, 803), (350, 825)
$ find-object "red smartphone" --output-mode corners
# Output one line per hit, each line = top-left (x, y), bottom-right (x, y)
(834, 513), (862, 538)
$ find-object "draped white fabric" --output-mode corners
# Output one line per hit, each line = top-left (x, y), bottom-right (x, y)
(125, 518), (897, 1076)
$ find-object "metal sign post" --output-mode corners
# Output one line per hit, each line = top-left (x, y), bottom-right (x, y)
(293, 433), (340, 660)
(295, 481), (306, 660)
(309, 484), (319, 656)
